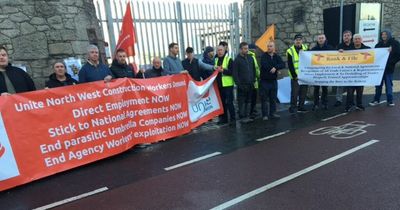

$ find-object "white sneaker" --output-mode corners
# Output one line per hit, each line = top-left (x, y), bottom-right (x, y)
(388, 102), (395, 107)
(369, 101), (379, 106)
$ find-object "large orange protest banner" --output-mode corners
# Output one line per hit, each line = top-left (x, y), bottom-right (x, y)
(0, 72), (223, 191)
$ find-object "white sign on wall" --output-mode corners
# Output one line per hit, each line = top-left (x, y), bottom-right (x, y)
(359, 20), (380, 48)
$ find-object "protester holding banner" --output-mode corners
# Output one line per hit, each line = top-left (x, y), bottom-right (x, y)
(287, 34), (308, 113)
(163, 43), (187, 75)
(110, 49), (134, 78)
(370, 30), (400, 107)
(137, 57), (164, 79)
(248, 43), (260, 119)
(45, 61), (78, 88)
(199, 46), (216, 79)
(182, 47), (202, 81)
(260, 41), (285, 120)
(311, 34), (335, 111)
(78, 45), (113, 83)
(0, 45), (36, 95)
(336, 30), (354, 107)
(215, 45), (235, 125)
(233, 42), (256, 122)
(345, 34), (370, 112)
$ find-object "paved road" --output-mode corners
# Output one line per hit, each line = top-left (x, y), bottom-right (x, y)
(1, 76), (399, 209)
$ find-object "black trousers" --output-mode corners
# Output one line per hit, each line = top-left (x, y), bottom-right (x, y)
(219, 86), (236, 122)
(346, 86), (364, 107)
(237, 84), (253, 118)
(260, 80), (278, 117)
(313, 86), (328, 105)
(250, 86), (257, 115)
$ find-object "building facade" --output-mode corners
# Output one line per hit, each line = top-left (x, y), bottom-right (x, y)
(0, 0), (105, 87)
(245, 0), (400, 56)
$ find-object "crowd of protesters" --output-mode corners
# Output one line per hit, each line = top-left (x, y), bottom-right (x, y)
(0, 29), (399, 126)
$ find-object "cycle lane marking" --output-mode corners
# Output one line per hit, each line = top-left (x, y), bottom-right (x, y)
(210, 140), (380, 210)
(33, 187), (109, 210)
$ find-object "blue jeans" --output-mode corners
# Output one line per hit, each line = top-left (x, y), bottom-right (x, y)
(374, 73), (393, 103)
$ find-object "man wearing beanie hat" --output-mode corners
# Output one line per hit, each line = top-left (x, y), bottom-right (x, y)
(199, 46), (215, 79)
(287, 34), (308, 113)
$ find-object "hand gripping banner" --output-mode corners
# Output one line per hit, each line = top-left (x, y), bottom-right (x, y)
(0, 71), (223, 191)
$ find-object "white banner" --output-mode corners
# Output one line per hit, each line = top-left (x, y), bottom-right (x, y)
(0, 114), (20, 181)
(187, 71), (223, 124)
(298, 48), (390, 86)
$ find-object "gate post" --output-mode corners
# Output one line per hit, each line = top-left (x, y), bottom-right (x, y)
(104, 0), (116, 54)
(176, 1), (185, 59)
(231, 2), (240, 57)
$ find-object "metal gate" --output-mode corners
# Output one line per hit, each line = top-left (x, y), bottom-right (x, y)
(93, 0), (242, 67)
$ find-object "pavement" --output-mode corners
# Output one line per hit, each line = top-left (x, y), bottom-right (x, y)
(1, 72), (399, 210)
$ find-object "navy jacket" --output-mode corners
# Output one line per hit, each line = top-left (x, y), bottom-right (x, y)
(136, 67), (164, 79)
(260, 53), (285, 81)
(79, 61), (113, 83)
(182, 58), (202, 81)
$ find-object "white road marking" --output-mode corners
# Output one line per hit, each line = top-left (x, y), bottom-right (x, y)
(210, 140), (380, 210)
(321, 113), (347, 122)
(379, 100), (387, 104)
(256, 130), (290, 142)
(309, 121), (375, 139)
(164, 152), (222, 171)
(33, 187), (109, 210)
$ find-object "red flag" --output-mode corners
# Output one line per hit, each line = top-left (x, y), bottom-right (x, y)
(115, 2), (136, 57)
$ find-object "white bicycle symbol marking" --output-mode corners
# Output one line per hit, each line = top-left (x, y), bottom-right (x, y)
(309, 121), (375, 139)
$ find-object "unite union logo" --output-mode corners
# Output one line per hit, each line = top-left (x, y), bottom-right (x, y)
(0, 142), (5, 158)
(0, 113), (21, 181)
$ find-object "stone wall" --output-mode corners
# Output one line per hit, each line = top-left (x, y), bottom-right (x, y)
(245, 0), (400, 58)
(0, 0), (105, 88)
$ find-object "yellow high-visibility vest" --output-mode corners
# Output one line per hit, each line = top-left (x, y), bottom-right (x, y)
(215, 55), (234, 87)
(286, 44), (308, 79)
(248, 51), (260, 89)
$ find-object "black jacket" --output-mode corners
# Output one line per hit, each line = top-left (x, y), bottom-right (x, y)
(260, 53), (285, 81)
(110, 59), (134, 78)
(337, 42), (354, 50)
(215, 55), (233, 88)
(182, 58), (202, 81)
(311, 41), (335, 51)
(45, 73), (78, 88)
(0, 64), (36, 94)
(353, 43), (370, 50)
(375, 38), (400, 74)
(233, 53), (256, 86)
(136, 67), (163, 78)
